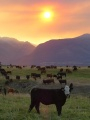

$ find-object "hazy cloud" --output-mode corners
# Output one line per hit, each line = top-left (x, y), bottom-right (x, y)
(0, 0), (90, 44)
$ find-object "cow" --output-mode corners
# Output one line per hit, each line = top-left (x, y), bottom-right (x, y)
(26, 75), (30, 80)
(8, 88), (19, 94)
(31, 73), (41, 80)
(57, 72), (66, 77)
(31, 73), (36, 77)
(28, 83), (73, 116)
(58, 80), (67, 85)
(5, 76), (10, 80)
(73, 66), (78, 71)
(47, 74), (52, 78)
(16, 75), (20, 80)
(57, 75), (62, 80)
(66, 69), (72, 73)
(43, 79), (54, 84)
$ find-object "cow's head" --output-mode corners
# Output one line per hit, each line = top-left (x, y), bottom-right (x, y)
(64, 83), (73, 98)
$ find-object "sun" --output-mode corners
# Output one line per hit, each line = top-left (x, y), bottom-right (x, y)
(44, 12), (51, 19)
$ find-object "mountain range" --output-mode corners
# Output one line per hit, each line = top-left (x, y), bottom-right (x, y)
(0, 34), (90, 66)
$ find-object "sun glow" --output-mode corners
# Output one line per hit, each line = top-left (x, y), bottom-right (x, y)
(44, 12), (51, 19)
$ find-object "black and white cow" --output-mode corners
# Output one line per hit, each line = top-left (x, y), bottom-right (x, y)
(28, 83), (73, 116)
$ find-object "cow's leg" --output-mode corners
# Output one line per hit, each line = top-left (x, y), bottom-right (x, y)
(56, 105), (62, 116)
(28, 102), (35, 112)
(35, 102), (40, 114)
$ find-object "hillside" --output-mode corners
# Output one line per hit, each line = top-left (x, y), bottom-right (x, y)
(0, 34), (90, 66)
(21, 34), (90, 66)
(0, 37), (35, 65)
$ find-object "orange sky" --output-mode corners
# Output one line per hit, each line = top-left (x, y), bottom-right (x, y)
(0, 0), (90, 45)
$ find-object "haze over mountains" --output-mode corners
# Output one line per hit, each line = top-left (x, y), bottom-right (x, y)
(0, 34), (90, 66)
(0, 37), (35, 65)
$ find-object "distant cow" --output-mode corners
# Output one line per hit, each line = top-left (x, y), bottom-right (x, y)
(73, 66), (78, 71)
(31, 73), (36, 77)
(31, 73), (41, 80)
(57, 75), (62, 80)
(16, 75), (20, 80)
(66, 69), (72, 73)
(57, 72), (66, 77)
(47, 74), (52, 78)
(26, 75), (30, 80)
(35, 73), (41, 78)
(8, 88), (15, 93)
(58, 80), (67, 85)
(41, 69), (46, 74)
(7, 71), (12, 74)
(28, 83), (73, 116)
(8, 88), (19, 93)
(43, 79), (54, 84)
(5, 76), (10, 80)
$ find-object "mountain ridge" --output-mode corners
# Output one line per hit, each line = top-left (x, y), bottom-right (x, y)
(21, 33), (90, 66)
(0, 34), (90, 66)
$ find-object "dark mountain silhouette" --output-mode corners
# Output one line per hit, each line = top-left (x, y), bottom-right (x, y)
(0, 34), (90, 66)
(21, 34), (90, 66)
(0, 37), (35, 65)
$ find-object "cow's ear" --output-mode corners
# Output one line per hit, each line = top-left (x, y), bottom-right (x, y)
(61, 88), (64, 91)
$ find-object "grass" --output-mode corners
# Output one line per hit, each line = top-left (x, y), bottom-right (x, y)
(0, 65), (90, 120)
(0, 94), (90, 120)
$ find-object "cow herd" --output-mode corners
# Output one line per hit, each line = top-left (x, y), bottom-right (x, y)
(0, 64), (75, 116)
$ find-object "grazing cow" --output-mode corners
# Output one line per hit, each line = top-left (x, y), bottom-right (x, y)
(57, 75), (62, 80)
(8, 88), (19, 93)
(8, 88), (15, 93)
(73, 66), (78, 71)
(43, 79), (54, 84)
(16, 75), (20, 80)
(60, 68), (63, 72)
(26, 75), (30, 80)
(35, 73), (41, 78)
(47, 74), (52, 78)
(59, 80), (67, 85)
(52, 74), (57, 78)
(41, 69), (46, 74)
(5, 76), (10, 80)
(31, 73), (36, 77)
(66, 69), (72, 73)
(28, 83), (73, 116)
(0, 68), (7, 76)
(7, 71), (12, 74)
(57, 72), (66, 77)
(31, 73), (41, 80)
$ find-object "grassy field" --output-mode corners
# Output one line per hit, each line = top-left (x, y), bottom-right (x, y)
(0, 66), (90, 120)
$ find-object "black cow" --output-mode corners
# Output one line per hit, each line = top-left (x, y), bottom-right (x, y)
(5, 76), (10, 80)
(43, 79), (54, 84)
(57, 72), (66, 77)
(28, 84), (73, 116)
(26, 75), (30, 80)
(57, 75), (62, 79)
(47, 74), (52, 78)
(59, 80), (67, 85)
(16, 75), (20, 80)
(31, 73), (41, 80)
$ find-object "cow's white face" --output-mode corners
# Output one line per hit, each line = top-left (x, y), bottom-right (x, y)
(64, 85), (70, 96)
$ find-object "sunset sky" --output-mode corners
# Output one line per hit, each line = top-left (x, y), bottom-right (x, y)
(0, 0), (90, 45)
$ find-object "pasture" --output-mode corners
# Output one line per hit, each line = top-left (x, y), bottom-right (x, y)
(0, 65), (90, 120)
